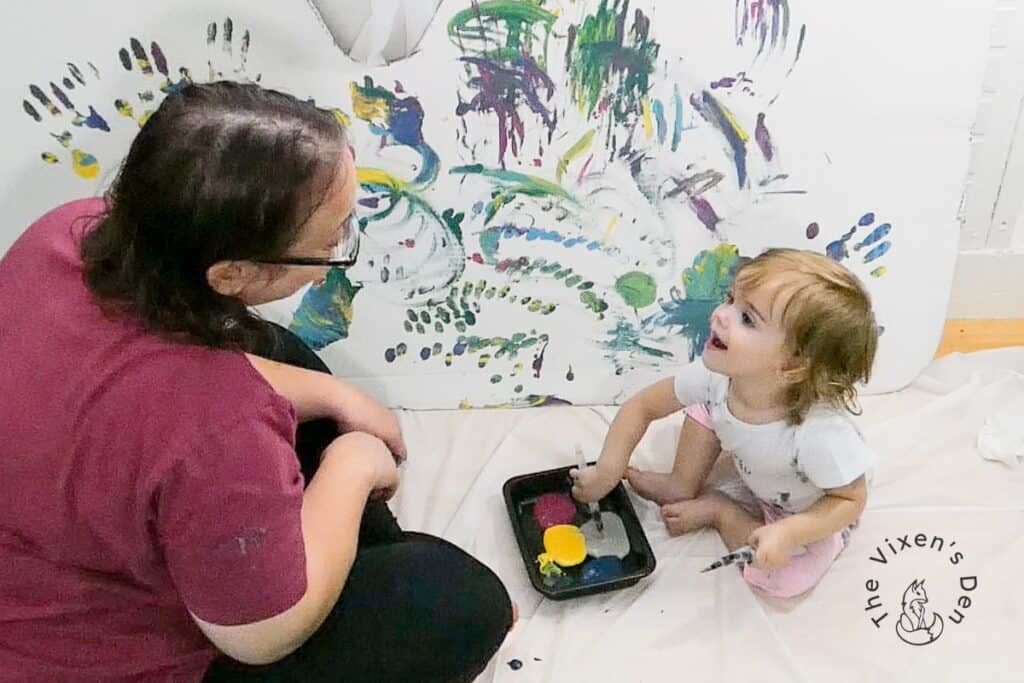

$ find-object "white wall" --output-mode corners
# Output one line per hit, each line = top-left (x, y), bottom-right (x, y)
(953, 0), (1024, 317)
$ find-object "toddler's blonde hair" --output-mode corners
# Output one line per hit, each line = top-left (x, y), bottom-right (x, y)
(733, 248), (878, 424)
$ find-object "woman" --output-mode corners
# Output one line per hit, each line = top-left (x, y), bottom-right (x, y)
(0, 81), (513, 681)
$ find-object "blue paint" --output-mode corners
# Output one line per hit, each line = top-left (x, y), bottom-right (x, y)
(586, 240), (602, 250)
(693, 91), (747, 188)
(671, 84), (683, 152)
(863, 241), (891, 263)
(77, 105), (110, 132)
(581, 556), (623, 583)
(855, 223), (891, 250)
(652, 98), (666, 144)
(858, 212), (876, 226)
(825, 227), (856, 262)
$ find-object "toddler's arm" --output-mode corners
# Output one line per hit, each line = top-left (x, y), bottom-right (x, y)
(750, 475), (867, 569)
(571, 377), (683, 502)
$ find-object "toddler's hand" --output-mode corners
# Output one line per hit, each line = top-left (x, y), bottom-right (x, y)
(748, 523), (795, 570)
(569, 462), (621, 503)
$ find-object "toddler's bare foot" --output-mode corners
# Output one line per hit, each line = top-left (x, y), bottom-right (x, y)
(660, 491), (730, 536)
(626, 467), (691, 504)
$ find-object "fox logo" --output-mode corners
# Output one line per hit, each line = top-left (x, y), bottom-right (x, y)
(895, 579), (944, 645)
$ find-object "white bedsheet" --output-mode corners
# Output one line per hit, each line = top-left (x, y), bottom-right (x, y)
(388, 349), (1024, 682)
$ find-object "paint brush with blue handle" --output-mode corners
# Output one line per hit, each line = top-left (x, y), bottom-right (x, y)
(700, 544), (754, 573)
(574, 444), (604, 533)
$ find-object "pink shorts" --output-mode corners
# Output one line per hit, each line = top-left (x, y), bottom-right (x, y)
(740, 502), (849, 598)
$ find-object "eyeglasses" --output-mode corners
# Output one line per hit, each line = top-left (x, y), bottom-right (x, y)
(257, 213), (361, 268)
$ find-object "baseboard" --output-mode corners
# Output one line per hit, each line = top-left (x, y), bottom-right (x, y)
(946, 250), (1024, 318)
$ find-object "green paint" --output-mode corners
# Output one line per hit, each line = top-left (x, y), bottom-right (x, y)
(615, 271), (657, 309)
(451, 164), (577, 224)
(556, 129), (596, 183)
(682, 243), (739, 300)
(603, 318), (673, 359)
(448, 0), (557, 65)
(567, 0), (660, 121)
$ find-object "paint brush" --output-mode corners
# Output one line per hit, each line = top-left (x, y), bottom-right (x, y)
(574, 444), (604, 533)
(699, 545), (754, 573)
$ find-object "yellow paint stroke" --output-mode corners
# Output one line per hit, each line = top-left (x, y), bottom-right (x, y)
(602, 215), (620, 246)
(115, 99), (134, 121)
(543, 525), (586, 566)
(71, 149), (99, 179)
(719, 101), (750, 142)
(555, 129), (595, 184)
(330, 108), (351, 129)
(137, 110), (153, 128)
(41, 152), (59, 164)
(642, 99), (653, 140)
(870, 266), (888, 278)
(356, 167), (407, 192)
(349, 82), (390, 123)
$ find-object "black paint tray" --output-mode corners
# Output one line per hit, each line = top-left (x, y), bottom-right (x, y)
(503, 464), (656, 599)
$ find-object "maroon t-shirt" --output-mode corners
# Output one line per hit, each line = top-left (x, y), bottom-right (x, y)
(0, 199), (308, 680)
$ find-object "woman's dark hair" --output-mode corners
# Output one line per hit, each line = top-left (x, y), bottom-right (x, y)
(80, 80), (348, 350)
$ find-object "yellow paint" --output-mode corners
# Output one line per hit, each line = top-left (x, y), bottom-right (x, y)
(542, 524), (586, 567)
(330, 108), (352, 128)
(41, 152), (59, 164)
(601, 215), (619, 245)
(350, 82), (389, 123)
(718, 102), (749, 142)
(71, 149), (99, 180)
(642, 99), (653, 140)
(555, 129), (595, 183)
(870, 266), (887, 278)
(137, 110), (153, 127)
(356, 167), (406, 192)
(115, 99), (134, 120)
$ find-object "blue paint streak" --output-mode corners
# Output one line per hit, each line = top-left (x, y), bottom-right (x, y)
(826, 227), (856, 262)
(78, 105), (110, 132)
(671, 84), (683, 152)
(695, 91), (747, 188)
(858, 212), (876, 226)
(863, 240), (891, 263)
(652, 98), (666, 145)
(855, 223), (891, 250)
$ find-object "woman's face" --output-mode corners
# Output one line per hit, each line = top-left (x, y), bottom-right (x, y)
(236, 147), (358, 305)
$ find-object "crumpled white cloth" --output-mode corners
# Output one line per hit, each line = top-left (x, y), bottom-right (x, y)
(977, 395), (1024, 468)
(308, 0), (442, 65)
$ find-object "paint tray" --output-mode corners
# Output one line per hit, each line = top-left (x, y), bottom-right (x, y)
(503, 465), (656, 599)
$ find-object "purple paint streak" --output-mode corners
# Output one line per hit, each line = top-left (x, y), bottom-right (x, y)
(456, 55), (557, 168)
(755, 112), (773, 161)
(689, 197), (721, 232)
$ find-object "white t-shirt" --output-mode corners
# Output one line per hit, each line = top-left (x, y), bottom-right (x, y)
(674, 359), (874, 514)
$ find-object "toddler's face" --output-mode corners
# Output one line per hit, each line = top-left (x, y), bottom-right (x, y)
(702, 278), (792, 382)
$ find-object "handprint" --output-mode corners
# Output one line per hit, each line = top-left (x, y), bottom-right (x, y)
(204, 17), (260, 83)
(115, 37), (191, 127)
(21, 62), (108, 179)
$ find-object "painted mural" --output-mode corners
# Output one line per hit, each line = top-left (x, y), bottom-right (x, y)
(6, 0), (988, 407)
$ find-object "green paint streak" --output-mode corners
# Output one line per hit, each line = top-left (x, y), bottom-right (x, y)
(289, 268), (362, 350)
(568, 0), (660, 121)
(449, 0), (557, 64)
(682, 243), (739, 300)
(615, 271), (657, 309)
(556, 129), (596, 183)
(603, 318), (673, 359)
(452, 164), (577, 224)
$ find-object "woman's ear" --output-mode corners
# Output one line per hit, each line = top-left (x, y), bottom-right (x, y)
(206, 260), (258, 297)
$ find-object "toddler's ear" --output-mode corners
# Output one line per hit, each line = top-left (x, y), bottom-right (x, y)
(778, 356), (808, 385)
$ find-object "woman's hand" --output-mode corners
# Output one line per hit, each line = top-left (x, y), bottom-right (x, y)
(322, 431), (400, 501)
(748, 523), (797, 571)
(332, 388), (407, 464)
(569, 461), (622, 503)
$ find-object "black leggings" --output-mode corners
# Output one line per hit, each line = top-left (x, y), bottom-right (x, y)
(203, 323), (513, 683)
